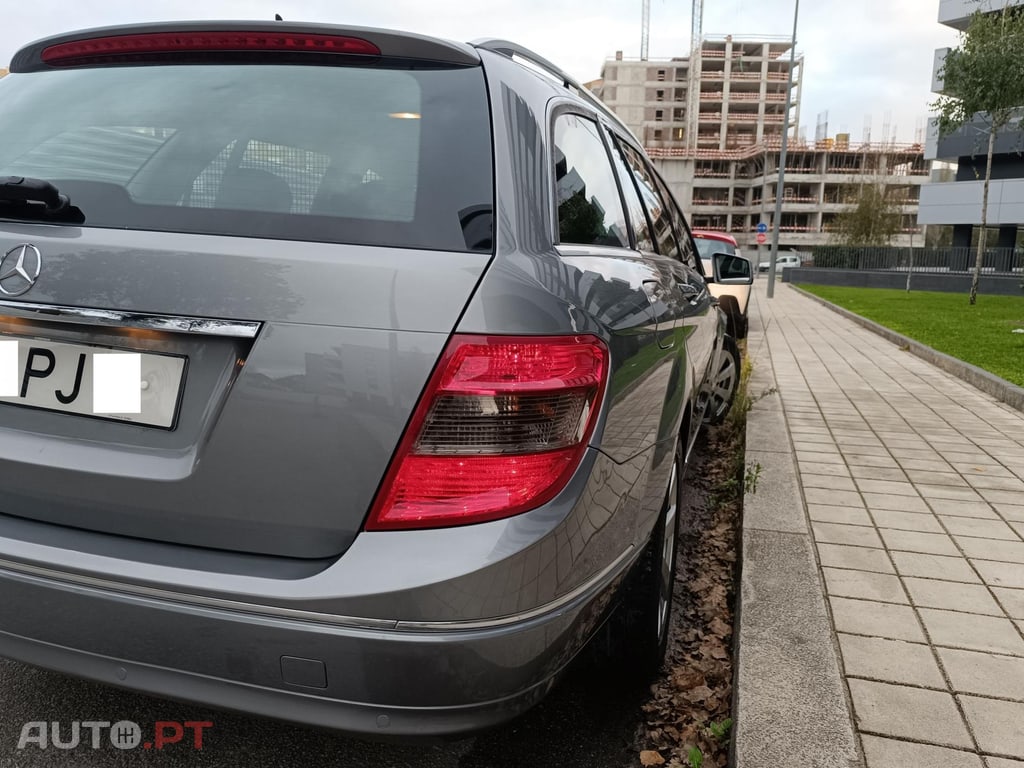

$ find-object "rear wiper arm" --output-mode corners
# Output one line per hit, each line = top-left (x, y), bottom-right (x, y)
(0, 176), (84, 223)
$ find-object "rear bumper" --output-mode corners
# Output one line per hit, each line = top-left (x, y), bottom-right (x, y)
(0, 555), (627, 736)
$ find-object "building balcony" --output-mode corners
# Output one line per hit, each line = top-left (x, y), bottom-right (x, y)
(699, 92), (725, 101)
(697, 112), (724, 122)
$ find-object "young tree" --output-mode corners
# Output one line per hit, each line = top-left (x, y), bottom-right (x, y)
(831, 183), (901, 246)
(932, 5), (1024, 304)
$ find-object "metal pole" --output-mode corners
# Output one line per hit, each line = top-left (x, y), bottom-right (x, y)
(766, 0), (799, 299)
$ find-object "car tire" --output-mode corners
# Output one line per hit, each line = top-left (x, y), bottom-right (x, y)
(600, 440), (683, 679)
(705, 335), (740, 425)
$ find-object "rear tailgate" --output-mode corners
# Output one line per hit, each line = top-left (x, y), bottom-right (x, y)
(0, 25), (494, 559)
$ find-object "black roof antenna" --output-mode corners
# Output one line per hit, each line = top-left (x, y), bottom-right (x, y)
(274, 13), (283, 20)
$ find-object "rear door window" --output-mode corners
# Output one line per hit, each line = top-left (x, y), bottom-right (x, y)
(553, 114), (629, 248)
(0, 64), (492, 252)
(616, 142), (679, 258)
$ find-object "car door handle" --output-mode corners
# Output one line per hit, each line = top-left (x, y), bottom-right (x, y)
(677, 282), (702, 302)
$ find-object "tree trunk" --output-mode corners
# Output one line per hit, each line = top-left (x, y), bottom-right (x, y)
(970, 126), (997, 305)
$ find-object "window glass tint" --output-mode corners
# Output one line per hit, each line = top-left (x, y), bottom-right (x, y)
(608, 135), (654, 251)
(553, 114), (629, 248)
(618, 143), (679, 258)
(0, 64), (491, 252)
(693, 237), (736, 260)
(651, 171), (698, 268)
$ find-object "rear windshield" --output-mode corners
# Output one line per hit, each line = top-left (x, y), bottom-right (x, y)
(0, 63), (493, 252)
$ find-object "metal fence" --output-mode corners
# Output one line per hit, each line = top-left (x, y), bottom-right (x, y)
(809, 246), (1024, 275)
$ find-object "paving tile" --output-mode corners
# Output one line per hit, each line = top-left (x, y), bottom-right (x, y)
(996, 504), (1024, 522)
(957, 537), (1024, 564)
(902, 458), (959, 472)
(804, 486), (864, 507)
(904, 578), (1003, 616)
(941, 517), (1021, 540)
(917, 484), (985, 502)
(807, 504), (874, 526)
(842, 443), (893, 457)
(891, 551), (981, 583)
(813, 522), (883, 548)
(974, 560), (1024, 589)
(817, 544), (895, 574)
(799, 460), (852, 477)
(830, 597), (924, 642)
(985, 758), (1024, 768)
(860, 736), (982, 768)
(960, 696), (1024, 758)
(966, 475), (1024, 493)
(952, 462), (1015, 477)
(880, 528), (959, 556)
(979, 489), (1024, 506)
(993, 587), (1024, 619)
(890, 447), (944, 461)
(938, 647), (1024, 701)
(824, 568), (908, 603)
(927, 498), (999, 519)
(849, 464), (909, 482)
(794, 440), (840, 453)
(918, 608), (1024, 656)
(802, 474), (859, 492)
(848, 679), (972, 748)
(839, 634), (944, 688)
(796, 450), (845, 465)
(846, 453), (902, 468)
(855, 479), (921, 496)
(871, 510), (944, 533)
(906, 470), (970, 487)
(793, 433), (838, 445)
(863, 493), (931, 513)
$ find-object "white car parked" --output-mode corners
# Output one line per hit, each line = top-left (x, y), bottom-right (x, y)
(758, 253), (801, 273)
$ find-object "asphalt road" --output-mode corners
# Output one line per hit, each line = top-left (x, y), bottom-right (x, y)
(0, 653), (646, 767)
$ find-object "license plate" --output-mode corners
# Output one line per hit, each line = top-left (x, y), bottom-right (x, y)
(0, 334), (186, 429)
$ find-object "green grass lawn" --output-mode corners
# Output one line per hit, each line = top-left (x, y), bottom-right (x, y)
(797, 285), (1024, 388)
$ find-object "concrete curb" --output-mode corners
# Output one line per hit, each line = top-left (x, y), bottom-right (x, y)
(732, 298), (862, 768)
(791, 285), (1024, 414)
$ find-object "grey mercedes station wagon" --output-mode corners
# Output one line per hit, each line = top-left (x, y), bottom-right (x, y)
(0, 22), (744, 736)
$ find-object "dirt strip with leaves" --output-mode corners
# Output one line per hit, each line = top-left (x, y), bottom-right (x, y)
(636, 358), (751, 768)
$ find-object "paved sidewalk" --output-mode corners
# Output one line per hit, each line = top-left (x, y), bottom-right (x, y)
(735, 281), (1024, 768)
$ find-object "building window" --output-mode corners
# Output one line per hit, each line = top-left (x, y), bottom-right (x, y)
(655, 110), (664, 121)
(653, 129), (663, 140)
(674, 127), (684, 140)
(656, 89), (665, 101)
(657, 69), (666, 81)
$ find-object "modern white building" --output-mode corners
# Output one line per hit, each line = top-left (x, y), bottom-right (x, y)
(919, 0), (1024, 249)
(594, 38), (929, 253)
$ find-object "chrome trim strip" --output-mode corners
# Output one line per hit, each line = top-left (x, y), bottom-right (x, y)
(0, 544), (637, 634)
(0, 300), (261, 339)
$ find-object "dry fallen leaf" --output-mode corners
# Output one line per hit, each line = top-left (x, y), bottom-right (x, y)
(640, 749), (666, 766)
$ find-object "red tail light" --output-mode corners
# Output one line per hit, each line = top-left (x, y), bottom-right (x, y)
(41, 32), (381, 64)
(366, 335), (608, 530)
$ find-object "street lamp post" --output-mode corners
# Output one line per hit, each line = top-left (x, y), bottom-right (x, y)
(766, 0), (799, 299)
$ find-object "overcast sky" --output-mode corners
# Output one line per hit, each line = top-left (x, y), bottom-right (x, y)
(3, 0), (955, 143)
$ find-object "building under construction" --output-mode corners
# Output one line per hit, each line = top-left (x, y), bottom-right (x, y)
(592, 35), (931, 253)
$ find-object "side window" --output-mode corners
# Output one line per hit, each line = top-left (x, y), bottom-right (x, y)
(618, 143), (680, 259)
(553, 114), (630, 248)
(650, 170), (700, 270)
(607, 133), (655, 252)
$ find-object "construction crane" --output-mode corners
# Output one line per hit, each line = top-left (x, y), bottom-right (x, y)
(641, 0), (651, 60)
(691, 0), (704, 52)
(641, 0), (703, 60)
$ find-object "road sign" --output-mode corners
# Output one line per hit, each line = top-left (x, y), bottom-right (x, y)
(756, 222), (768, 234)
(756, 233), (767, 244)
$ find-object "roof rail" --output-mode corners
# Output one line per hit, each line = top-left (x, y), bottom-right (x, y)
(472, 38), (639, 143)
